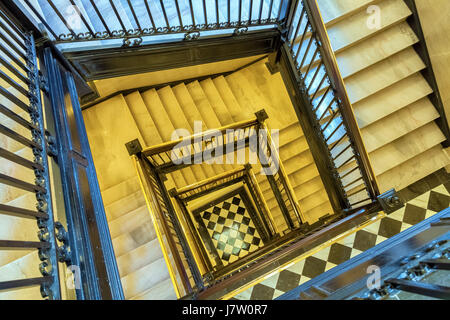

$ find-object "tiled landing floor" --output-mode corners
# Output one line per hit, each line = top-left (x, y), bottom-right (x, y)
(232, 169), (450, 300)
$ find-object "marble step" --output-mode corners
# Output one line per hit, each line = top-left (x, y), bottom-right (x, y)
(139, 88), (188, 188)
(377, 145), (450, 193)
(130, 277), (177, 300)
(120, 256), (171, 299)
(116, 238), (164, 278)
(307, 22), (419, 96)
(295, 0), (412, 67)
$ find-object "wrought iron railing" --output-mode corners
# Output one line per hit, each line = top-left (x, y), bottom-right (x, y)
(128, 110), (306, 296)
(133, 153), (202, 297)
(0, 6), (61, 298)
(170, 165), (278, 280)
(20, 0), (291, 46)
(283, 0), (380, 210)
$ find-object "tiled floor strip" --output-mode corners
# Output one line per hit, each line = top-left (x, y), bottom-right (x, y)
(232, 169), (450, 300)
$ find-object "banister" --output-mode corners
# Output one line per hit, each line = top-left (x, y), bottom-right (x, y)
(141, 118), (259, 157)
(302, 0), (380, 199)
(133, 155), (192, 297)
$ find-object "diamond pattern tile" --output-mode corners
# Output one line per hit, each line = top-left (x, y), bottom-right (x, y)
(232, 171), (450, 301)
(200, 195), (264, 266)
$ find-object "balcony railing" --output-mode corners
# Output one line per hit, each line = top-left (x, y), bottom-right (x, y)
(19, 0), (291, 46)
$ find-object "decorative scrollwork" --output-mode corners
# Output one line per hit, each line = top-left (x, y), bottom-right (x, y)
(122, 37), (143, 47)
(233, 26), (248, 36)
(184, 31), (200, 41)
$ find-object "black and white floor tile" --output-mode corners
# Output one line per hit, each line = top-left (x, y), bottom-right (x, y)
(200, 194), (264, 266)
(233, 170), (450, 300)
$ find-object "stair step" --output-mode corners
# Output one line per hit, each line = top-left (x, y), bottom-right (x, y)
(130, 277), (177, 300)
(83, 94), (145, 191)
(303, 201), (334, 224)
(140, 89), (187, 188)
(109, 204), (152, 240)
(239, 60), (299, 129)
(336, 98), (441, 176)
(200, 78), (234, 126)
(371, 122), (446, 176)
(157, 85), (207, 183)
(171, 83), (221, 178)
(318, 0), (380, 26)
(105, 189), (146, 222)
(124, 91), (163, 147)
(327, 0), (411, 53)
(211, 76), (246, 122)
(362, 98), (440, 153)
(334, 21), (418, 79)
(112, 219), (157, 258)
(353, 73), (433, 128)
(377, 145), (450, 193)
(101, 175), (141, 207)
(296, 0), (411, 67)
(345, 47), (426, 104)
(309, 21), (419, 95)
(120, 256), (171, 299)
(116, 238), (164, 278)
(185, 80), (232, 172)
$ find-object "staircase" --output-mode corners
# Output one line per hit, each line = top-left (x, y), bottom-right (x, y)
(82, 57), (334, 299)
(311, 0), (450, 193)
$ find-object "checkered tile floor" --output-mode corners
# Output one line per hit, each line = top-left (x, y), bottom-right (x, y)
(232, 171), (450, 300)
(201, 195), (264, 266)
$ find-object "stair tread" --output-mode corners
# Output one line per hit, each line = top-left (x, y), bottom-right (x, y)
(309, 21), (419, 95)
(105, 188), (146, 222)
(200, 78), (234, 126)
(101, 175), (141, 207)
(130, 277), (177, 300)
(171, 83), (221, 178)
(109, 204), (151, 239)
(184, 80), (232, 172)
(124, 91), (163, 147)
(120, 255), (171, 299)
(318, 0), (379, 26)
(353, 73), (433, 128)
(112, 219), (157, 258)
(83, 94), (145, 191)
(212, 76), (246, 122)
(116, 237), (164, 278)
(327, 0), (411, 53)
(140, 88), (187, 188)
(157, 85), (207, 183)
(345, 47), (426, 105)
(370, 122), (446, 176)
(377, 145), (450, 193)
(362, 97), (440, 153)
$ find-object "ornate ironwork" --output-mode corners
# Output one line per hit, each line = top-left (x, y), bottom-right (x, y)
(20, 0), (288, 45)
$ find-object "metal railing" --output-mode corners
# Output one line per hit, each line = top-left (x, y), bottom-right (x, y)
(20, 0), (291, 46)
(134, 154), (202, 297)
(170, 165), (277, 280)
(129, 110), (305, 296)
(0, 6), (61, 299)
(283, 0), (380, 210)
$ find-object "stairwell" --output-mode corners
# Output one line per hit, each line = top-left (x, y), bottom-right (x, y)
(81, 57), (333, 299)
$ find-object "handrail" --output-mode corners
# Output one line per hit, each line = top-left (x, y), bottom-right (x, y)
(303, 0), (379, 199)
(142, 118), (259, 157)
(133, 155), (192, 297)
(263, 119), (306, 223)
(175, 167), (246, 196)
